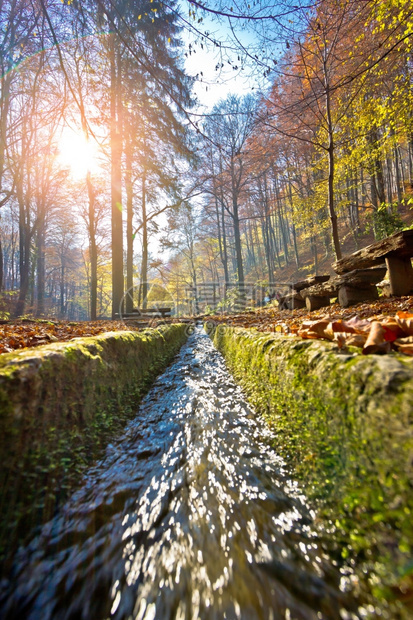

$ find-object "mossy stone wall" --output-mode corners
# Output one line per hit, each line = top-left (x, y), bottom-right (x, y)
(212, 325), (413, 613)
(0, 324), (187, 572)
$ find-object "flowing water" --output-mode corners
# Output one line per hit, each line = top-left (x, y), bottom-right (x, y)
(0, 328), (361, 620)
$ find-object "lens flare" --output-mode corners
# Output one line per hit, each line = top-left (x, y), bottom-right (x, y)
(58, 129), (101, 179)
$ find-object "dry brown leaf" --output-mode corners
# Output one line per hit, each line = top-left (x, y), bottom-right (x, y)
(341, 316), (372, 334)
(323, 323), (336, 340)
(380, 318), (405, 341)
(363, 322), (391, 355)
(333, 333), (367, 349)
(298, 319), (331, 340)
(395, 311), (413, 336)
(393, 343), (413, 355)
(395, 336), (413, 345)
(329, 319), (356, 334)
(393, 336), (413, 356)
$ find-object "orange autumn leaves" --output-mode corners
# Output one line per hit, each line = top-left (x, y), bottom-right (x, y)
(298, 312), (413, 355)
(0, 320), (138, 355)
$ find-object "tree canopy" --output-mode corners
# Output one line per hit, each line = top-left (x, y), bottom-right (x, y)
(1, 0), (412, 318)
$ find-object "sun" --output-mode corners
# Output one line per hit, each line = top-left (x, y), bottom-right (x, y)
(57, 129), (101, 180)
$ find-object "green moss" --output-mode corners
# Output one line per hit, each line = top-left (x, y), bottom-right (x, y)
(0, 324), (187, 574)
(212, 325), (413, 616)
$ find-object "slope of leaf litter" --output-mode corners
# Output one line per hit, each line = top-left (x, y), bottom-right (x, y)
(2, 296), (413, 356)
(0, 318), (179, 354)
(205, 296), (413, 355)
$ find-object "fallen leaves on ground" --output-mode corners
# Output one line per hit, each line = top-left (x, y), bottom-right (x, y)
(0, 320), (139, 355)
(2, 297), (413, 356)
(0, 316), (188, 355)
(298, 311), (413, 355)
(204, 296), (413, 356)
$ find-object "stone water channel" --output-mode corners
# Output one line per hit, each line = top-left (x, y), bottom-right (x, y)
(0, 327), (363, 620)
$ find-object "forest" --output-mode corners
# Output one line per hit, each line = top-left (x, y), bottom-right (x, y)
(0, 0), (412, 320)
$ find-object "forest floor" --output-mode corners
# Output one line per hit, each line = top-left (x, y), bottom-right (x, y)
(2, 206), (413, 356)
(260, 200), (413, 286)
(1, 295), (413, 356)
(203, 296), (413, 355)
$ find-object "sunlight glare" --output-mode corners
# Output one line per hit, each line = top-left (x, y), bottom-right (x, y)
(58, 129), (101, 180)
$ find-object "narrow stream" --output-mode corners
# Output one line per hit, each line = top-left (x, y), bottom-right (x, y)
(0, 328), (361, 620)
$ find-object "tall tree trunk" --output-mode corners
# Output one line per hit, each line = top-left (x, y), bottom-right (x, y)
(386, 155), (393, 204)
(215, 194), (229, 283)
(312, 234), (318, 275)
(11, 229), (17, 290)
(220, 200), (229, 286)
(232, 203), (244, 285)
(263, 221), (273, 283)
(291, 223), (300, 269)
(271, 215), (282, 270)
(260, 175), (275, 281)
(218, 155), (229, 286)
(230, 157), (244, 286)
(60, 263), (65, 316)
(327, 139), (341, 259)
(408, 133), (413, 186)
(323, 56), (341, 260)
(370, 129), (386, 205)
(125, 129), (134, 314)
(370, 173), (379, 209)
(0, 238), (3, 292)
(352, 169), (360, 231)
(376, 158), (386, 205)
(36, 224), (45, 316)
(360, 166), (367, 209)
(391, 128), (403, 206)
(287, 179), (300, 268)
(273, 177), (289, 264)
(30, 250), (35, 308)
(0, 72), (11, 207)
(139, 170), (148, 309)
(247, 221), (257, 272)
(14, 184), (31, 317)
(87, 172), (98, 320)
(110, 38), (124, 318)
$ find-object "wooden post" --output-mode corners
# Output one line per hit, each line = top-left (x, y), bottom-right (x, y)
(305, 296), (331, 311)
(283, 293), (305, 309)
(385, 256), (413, 296)
(338, 285), (378, 308)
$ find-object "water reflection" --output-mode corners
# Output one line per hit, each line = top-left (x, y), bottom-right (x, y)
(0, 328), (360, 619)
